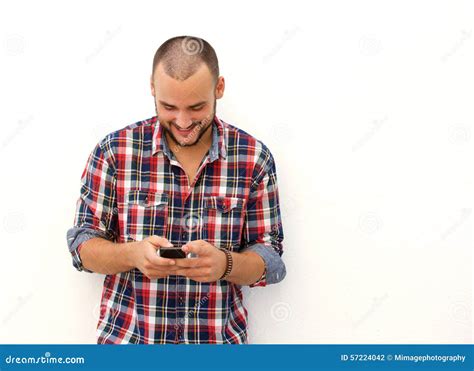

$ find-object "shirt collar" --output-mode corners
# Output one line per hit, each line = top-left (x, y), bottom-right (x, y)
(151, 115), (227, 162)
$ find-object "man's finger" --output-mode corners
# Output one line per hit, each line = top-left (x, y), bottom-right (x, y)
(145, 267), (181, 278)
(148, 254), (177, 267)
(146, 235), (173, 249)
(173, 256), (205, 268)
(181, 240), (207, 256)
(176, 268), (208, 277)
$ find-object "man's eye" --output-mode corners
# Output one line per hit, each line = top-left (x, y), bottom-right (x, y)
(191, 106), (204, 111)
(163, 106), (174, 111)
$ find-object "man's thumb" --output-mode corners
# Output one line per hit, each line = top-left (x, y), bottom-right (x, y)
(145, 235), (173, 249)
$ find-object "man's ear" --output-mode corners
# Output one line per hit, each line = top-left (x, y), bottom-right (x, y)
(150, 75), (156, 96)
(215, 76), (225, 99)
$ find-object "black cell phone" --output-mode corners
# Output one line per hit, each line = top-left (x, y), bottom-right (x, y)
(159, 247), (187, 259)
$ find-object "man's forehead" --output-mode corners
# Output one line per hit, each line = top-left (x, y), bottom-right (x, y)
(153, 63), (214, 103)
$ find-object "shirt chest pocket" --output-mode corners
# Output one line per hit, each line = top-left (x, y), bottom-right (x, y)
(203, 196), (246, 251)
(124, 190), (169, 242)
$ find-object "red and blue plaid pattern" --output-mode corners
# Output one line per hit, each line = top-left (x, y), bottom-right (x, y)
(67, 115), (285, 343)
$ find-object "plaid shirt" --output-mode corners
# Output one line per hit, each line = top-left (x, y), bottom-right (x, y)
(66, 115), (286, 344)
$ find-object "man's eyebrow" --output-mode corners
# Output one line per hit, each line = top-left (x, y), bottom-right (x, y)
(158, 100), (207, 108)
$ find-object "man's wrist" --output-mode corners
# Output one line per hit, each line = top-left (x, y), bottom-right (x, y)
(223, 250), (266, 286)
(218, 248), (233, 280)
(123, 241), (139, 270)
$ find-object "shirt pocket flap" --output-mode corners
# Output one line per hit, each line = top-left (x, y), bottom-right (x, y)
(126, 190), (168, 207)
(204, 196), (245, 213)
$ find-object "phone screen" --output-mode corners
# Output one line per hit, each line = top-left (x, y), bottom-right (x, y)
(159, 247), (186, 259)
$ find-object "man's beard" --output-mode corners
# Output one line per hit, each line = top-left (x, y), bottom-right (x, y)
(154, 100), (216, 148)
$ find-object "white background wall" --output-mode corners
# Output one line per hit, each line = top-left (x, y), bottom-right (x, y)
(0, 0), (472, 344)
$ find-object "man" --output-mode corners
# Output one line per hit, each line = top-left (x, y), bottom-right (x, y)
(66, 35), (286, 344)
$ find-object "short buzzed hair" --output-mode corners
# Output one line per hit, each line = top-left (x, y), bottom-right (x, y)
(152, 36), (219, 84)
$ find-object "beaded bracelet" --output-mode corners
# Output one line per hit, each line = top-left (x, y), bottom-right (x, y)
(218, 248), (233, 280)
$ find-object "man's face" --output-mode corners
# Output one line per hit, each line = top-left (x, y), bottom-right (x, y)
(151, 63), (224, 147)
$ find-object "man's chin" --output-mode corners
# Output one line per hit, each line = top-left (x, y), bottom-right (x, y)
(176, 138), (200, 147)
(166, 131), (200, 147)
(161, 115), (214, 148)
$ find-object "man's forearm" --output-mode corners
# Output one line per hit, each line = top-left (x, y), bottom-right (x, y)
(225, 250), (265, 286)
(79, 237), (137, 275)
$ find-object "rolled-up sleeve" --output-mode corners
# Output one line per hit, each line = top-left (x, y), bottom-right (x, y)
(66, 138), (118, 273)
(240, 147), (286, 287)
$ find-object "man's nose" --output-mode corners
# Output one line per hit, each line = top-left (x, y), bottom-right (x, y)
(176, 113), (193, 129)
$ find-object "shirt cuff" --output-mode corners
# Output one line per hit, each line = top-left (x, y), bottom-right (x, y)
(241, 243), (286, 287)
(66, 227), (109, 273)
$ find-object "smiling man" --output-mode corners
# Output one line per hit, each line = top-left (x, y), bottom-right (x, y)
(66, 35), (286, 344)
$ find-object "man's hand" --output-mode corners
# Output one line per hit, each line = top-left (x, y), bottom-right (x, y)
(172, 240), (227, 282)
(132, 235), (181, 279)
